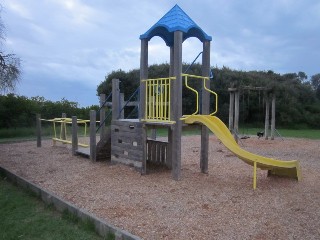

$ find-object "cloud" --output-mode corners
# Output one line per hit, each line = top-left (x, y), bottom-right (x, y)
(2, 0), (320, 107)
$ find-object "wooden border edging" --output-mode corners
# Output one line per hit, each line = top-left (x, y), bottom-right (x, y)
(0, 166), (141, 240)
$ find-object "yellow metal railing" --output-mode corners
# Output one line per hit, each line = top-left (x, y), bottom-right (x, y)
(42, 118), (91, 147)
(141, 77), (176, 123)
(182, 74), (218, 117)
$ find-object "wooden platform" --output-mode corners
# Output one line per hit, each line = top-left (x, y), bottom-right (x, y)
(76, 147), (90, 158)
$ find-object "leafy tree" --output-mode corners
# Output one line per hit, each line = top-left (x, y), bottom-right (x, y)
(311, 74), (320, 99)
(0, 6), (21, 94)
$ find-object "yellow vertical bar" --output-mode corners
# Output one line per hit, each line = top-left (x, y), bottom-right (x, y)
(159, 80), (162, 119)
(148, 81), (152, 119)
(64, 120), (67, 140)
(151, 80), (154, 119)
(144, 81), (147, 119)
(84, 123), (87, 136)
(156, 80), (160, 119)
(164, 79), (167, 120)
(150, 80), (153, 119)
(161, 79), (165, 120)
(253, 161), (257, 190)
(168, 79), (171, 121)
(60, 120), (62, 139)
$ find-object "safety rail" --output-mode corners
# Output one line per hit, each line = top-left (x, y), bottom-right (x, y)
(41, 118), (92, 147)
(181, 74), (218, 118)
(141, 77), (176, 123)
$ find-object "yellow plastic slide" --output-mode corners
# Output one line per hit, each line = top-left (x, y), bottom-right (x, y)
(184, 115), (301, 188)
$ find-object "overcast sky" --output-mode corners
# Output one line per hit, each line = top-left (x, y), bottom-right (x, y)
(2, 0), (320, 107)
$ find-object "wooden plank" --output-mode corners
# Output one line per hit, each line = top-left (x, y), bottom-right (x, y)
(111, 145), (143, 158)
(111, 155), (142, 168)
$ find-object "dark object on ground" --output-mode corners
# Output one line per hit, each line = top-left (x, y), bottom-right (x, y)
(257, 132), (264, 138)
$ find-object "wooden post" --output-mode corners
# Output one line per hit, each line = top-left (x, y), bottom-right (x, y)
(171, 31), (183, 180)
(234, 90), (240, 143)
(200, 40), (210, 174)
(90, 110), (96, 161)
(72, 116), (78, 155)
(99, 94), (106, 139)
(36, 114), (41, 147)
(229, 91), (235, 130)
(141, 125), (147, 175)
(151, 128), (156, 140)
(271, 93), (276, 140)
(265, 93), (270, 140)
(139, 39), (148, 120)
(120, 93), (125, 119)
(61, 113), (67, 141)
(140, 39), (148, 175)
(112, 79), (120, 121)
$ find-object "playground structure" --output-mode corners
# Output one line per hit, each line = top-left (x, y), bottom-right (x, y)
(228, 87), (278, 142)
(36, 5), (301, 189)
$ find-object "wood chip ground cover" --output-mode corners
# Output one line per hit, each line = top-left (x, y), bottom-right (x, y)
(0, 136), (319, 239)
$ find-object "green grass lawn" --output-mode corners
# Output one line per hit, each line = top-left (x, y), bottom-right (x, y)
(1, 125), (320, 142)
(0, 177), (113, 240)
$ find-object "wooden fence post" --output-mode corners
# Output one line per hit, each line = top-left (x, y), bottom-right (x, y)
(100, 94), (106, 139)
(36, 114), (41, 147)
(72, 116), (78, 155)
(271, 93), (276, 140)
(61, 113), (67, 141)
(90, 110), (96, 161)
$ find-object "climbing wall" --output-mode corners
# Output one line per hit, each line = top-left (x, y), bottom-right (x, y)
(111, 119), (143, 169)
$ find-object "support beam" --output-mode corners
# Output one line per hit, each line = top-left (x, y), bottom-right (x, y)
(90, 110), (96, 161)
(229, 91), (235, 130)
(166, 46), (174, 169)
(99, 94), (106, 139)
(139, 39), (148, 120)
(120, 93), (125, 119)
(112, 79), (120, 121)
(234, 91), (240, 143)
(61, 113), (67, 141)
(170, 31), (183, 181)
(265, 94), (270, 140)
(200, 40), (210, 173)
(140, 39), (148, 175)
(271, 93), (276, 140)
(72, 116), (78, 156)
(36, 114), (41, 147)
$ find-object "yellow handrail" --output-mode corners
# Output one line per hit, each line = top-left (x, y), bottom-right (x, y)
(183, 74), (199, 115)
(203, 79), (218, 115)
(182, 74), (218, 116)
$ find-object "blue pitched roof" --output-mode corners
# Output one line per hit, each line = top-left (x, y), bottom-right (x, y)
(140, 4), (212, 46)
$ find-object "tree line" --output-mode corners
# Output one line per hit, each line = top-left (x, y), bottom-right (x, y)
(97, 64), (320, 129)
(0, 94), (98, 129)
(1, 64), (319, 130)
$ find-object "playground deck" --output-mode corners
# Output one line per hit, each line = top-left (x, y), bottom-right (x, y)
(0, 136), (319, 239)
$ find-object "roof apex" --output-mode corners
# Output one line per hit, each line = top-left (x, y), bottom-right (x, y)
(140, 4), (212, 46)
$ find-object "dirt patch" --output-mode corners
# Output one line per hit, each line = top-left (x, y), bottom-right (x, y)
(0, 136), (319, 239)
